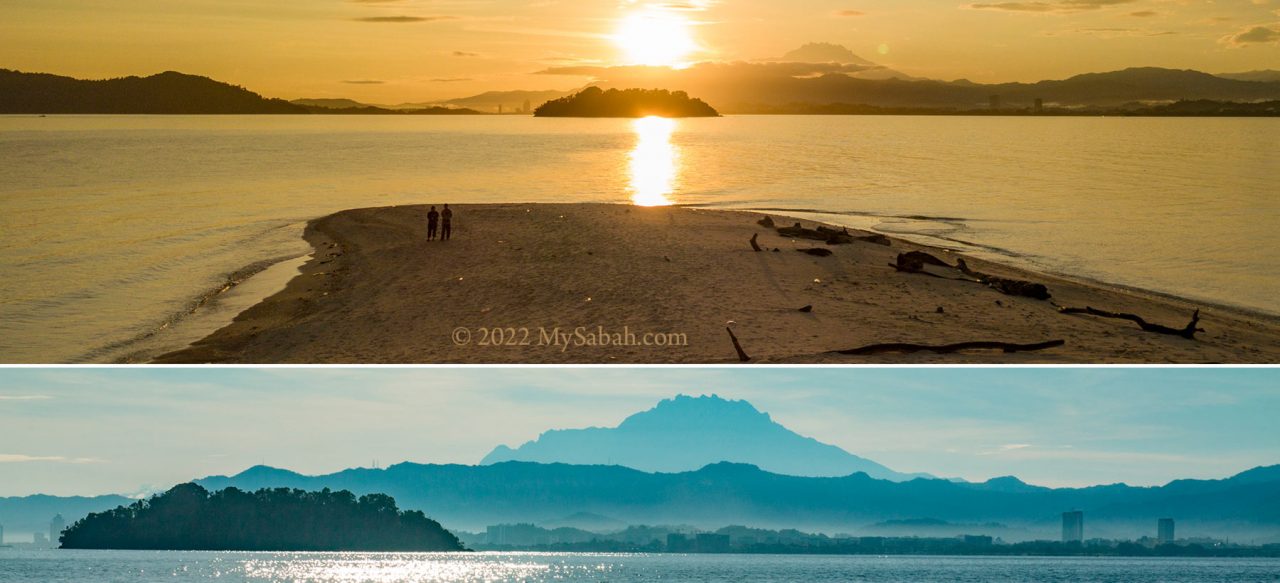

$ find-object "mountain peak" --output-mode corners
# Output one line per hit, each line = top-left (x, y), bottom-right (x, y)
(619, 393), (772, 429)
(480, 395), (923, 481)
(781, 42), (876, 66)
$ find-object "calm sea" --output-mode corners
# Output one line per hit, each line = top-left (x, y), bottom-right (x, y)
(1, 550), (1278, 583)
(1, 115), (1276, 362)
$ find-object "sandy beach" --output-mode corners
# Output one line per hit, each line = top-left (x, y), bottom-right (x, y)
(155, 203), (1280, 364)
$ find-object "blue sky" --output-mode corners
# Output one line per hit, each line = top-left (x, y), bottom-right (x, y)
(0, 367), (1276, 496)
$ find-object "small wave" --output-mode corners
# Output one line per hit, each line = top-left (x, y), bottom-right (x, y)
(75, 253), (305, 364)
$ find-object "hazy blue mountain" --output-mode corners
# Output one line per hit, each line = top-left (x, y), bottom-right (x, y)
(188, 462), (1280, 541)
(8, 463), (1278, 542)
(481, 394), (923, 480)
(0, 69), (306, 114)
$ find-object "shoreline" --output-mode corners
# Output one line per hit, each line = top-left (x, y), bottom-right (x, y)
(743, 206), (1280, 323)
(155, 203), (1280, 364)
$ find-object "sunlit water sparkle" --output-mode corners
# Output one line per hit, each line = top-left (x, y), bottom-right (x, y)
(1, 550), (1276, 583)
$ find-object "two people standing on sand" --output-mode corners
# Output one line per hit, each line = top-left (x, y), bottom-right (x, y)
(426, 204), (453, 241)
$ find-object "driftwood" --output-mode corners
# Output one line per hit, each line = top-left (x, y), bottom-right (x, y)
(750, 233), (763, 252)
(778, 223), (853, 245)
(891, 251), (955, 273)
(1058, 306), (1203, 339)
(830, 339), (1065, 355)
(854, 233), (891, 246)
(726, 327), (751, 362)
(798, 304), (813, 313)
(757, 216), (776, 228)
(775, 222), (889, 246)
(891, 252), (1051, 300)
(798, 248), (834, 257)
(956, 258), (1051, 300)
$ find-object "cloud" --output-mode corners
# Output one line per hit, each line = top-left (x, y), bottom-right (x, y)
(452, 51), (479, 57)
(0, 395), (51, 401)
(1045, 27), (1178, 38)
(352, 15), (456, 23)
(1128, 10), (1157, 17)
(342, 79), (384, 84)
(968, 0), (1135, 13)
(835, 10), (866, 16)
(1221, 23), (1280, 46)
(431, 78), (472, 82)
(0, 454), (104, 464)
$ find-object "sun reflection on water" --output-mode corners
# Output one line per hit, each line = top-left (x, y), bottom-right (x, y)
(628, 116), (679, 207)
(237, 552), (615, 582)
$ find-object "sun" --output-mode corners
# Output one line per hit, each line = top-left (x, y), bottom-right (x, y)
(613, 9), (697, 68)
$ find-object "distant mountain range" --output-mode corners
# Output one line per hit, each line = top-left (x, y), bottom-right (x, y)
(0, 69), (306, 114)
(482, 394), (924, 481)
(5, 463), (1277, 542)
(186, 462), (1280, 541)
(5, 58), (1280, 115)
(565, 63), (1280, 112)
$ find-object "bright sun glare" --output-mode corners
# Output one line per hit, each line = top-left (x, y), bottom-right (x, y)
(614, 10), (697, 68)
(629, 116), (679, 207)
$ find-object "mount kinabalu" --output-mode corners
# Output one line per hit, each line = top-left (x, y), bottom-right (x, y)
(481, 394), (928, 481)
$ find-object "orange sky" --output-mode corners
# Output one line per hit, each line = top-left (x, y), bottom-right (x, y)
(2, 0), (1277, 103)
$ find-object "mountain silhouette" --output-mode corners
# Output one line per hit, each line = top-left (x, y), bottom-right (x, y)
(8, 463), (1278, 542)
(535, 64), (1280, 112)
(481, 394), (924, 480)
(183, 462), (1280, 540)
(779, 43), (876, 66)
(0, 69), (306, 114)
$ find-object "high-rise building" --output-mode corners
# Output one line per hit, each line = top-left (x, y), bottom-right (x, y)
(1158, 518), (1175, 544)
(49, 514), (65, 546)
(1062, 510), (1084, 543)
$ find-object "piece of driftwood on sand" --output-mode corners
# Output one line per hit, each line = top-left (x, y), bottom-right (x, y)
(1057, 306), (1203, 339)
(828, 339), (1066, 355)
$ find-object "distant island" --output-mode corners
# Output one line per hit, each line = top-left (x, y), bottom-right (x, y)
(533, 87), (719, 118)
(58, 483), (465, 551)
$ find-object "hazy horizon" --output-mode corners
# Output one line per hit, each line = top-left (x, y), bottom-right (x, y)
(1, 368), (1276, 497)
(3, 1), (1278, 103)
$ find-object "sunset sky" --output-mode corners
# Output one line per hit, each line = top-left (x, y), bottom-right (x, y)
(2, 368), (1276, 496)
(2, 0), (1278, 103)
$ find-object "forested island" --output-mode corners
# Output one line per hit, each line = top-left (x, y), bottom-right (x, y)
(58, 483), (465, 551)
(533, 87), (720, 117)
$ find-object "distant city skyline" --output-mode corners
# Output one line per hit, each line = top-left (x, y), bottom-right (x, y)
(1, 368), (1276, 497)
(2, 1), (1278, 102)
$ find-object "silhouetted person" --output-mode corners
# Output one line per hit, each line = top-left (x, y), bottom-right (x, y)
(426, 206), (439, 240)
(441, 204), (453, 241)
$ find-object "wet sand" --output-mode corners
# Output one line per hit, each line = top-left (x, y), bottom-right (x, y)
(155, 203), (1280, 364)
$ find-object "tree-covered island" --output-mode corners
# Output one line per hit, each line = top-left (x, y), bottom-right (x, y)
(533, 87), (720, 117)
(58, 483), (465, 551)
